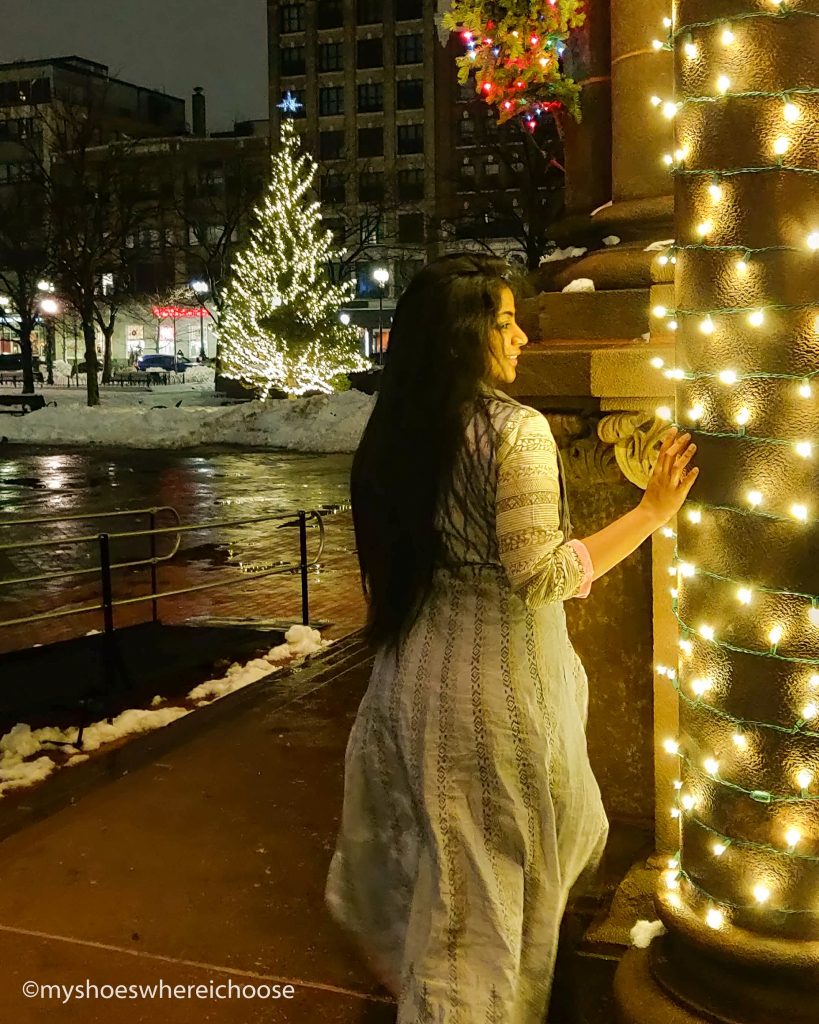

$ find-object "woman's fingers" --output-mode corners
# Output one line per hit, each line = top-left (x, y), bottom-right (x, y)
(682, 466), (700, 495)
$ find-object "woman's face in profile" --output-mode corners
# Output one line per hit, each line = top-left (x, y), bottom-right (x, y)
(486, 286), (529, 386)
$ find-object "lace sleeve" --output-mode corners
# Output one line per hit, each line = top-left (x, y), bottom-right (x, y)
(495, 409), (594, 605)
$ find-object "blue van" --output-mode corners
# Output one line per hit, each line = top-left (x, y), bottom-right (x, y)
(135, 353), (192, 372)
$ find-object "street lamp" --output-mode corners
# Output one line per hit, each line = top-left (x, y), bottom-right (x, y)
(39, 295), (60, 385)
(372, 266), (390, 364)
(190, 279), (209, 361)
(339, 312), (351, 325)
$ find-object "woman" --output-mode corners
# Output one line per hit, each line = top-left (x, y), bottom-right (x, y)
(325, 254), (698, 1023)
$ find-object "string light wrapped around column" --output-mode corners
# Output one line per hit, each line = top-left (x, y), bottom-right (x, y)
(625, 1), (819, 1018)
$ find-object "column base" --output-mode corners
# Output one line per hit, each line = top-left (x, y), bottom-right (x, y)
(615, 932), (817, 1024)
(614, 945), (707, 1024)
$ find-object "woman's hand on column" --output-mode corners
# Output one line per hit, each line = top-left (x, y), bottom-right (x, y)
(639, 426), (699, 525)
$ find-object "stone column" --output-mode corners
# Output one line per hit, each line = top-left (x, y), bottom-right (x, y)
(561, 0), (612, 216)
(589, 0), (674, 241)
(615, 1), (819, 1019)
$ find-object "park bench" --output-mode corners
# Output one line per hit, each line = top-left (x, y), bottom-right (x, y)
(112, 369), (150, 387)
(0, 393), (47, 414)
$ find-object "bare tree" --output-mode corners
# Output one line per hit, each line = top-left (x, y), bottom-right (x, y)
(22, 92), (152, 404)
(166, 147), (263, 317)
(441, 106), (565, 270)
(0, 161), (50, 393)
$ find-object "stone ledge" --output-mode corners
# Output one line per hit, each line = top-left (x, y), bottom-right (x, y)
(508, 341), (676, 403)
(530, 288), (651, 343)
(592, 343), (676, 397)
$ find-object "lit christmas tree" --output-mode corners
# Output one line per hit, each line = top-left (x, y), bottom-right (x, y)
(442, 0), (585, 126)
(218, 118), (368, 398)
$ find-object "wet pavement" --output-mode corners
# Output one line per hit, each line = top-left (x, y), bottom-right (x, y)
(0, 447), (365, 653)
(0, 633), (397, 1024)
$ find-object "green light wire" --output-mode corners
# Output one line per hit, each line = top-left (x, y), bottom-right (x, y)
(671, 6), (819, 41)
(685, 427), (815, 448)
(674, 165), (819, 178)
(680, 86), (819, 107)
(673, 608), (819, 666)
(676, 867), (815, 917)
(689, 815), (819, 865)
(673, 369), (818, 383)
(671, 243), (801, 257)
(675, 498), (814, 526)
(670, 551), (819, 603)
(672, 675), (819, 744)
(674, 747), (819, 806)
(673, 300), (819, 318)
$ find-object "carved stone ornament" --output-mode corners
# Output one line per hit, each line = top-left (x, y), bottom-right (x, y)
(596, 412), (668, 489)
(544, 413), (622, 487)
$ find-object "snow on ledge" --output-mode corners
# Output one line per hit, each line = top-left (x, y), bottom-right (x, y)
(0, 625), (330, 799)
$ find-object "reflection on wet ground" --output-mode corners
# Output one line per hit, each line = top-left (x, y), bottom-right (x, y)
(0, 447), (364, 652)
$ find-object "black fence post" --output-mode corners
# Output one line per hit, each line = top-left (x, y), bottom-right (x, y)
(98, 533), (114, 636)
(298, 510), (309, 626)
(149, 510), (159, 623)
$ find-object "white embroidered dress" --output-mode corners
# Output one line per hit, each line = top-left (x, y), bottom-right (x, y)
(325, 387), (609, 1023)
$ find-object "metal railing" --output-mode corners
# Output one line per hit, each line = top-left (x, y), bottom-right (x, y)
(0, 503), (350, 635)
(0, 501), (350, 746)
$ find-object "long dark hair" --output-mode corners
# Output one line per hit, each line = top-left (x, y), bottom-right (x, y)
(352, 252), (516, 656)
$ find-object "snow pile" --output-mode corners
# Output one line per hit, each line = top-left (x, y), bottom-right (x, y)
(52, 359), (74, 383)
(0, 625), (331, 798)
(562, 278), (595, 293)
(184, 364), (216, 388)
(602, 235), (621, 247)
(630, 919), (667, 948)
(539, 245), (588, 265)
(0, 388), (377, 452)
(186, 624), (328, 700)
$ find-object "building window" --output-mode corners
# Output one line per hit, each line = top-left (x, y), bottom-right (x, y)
(317, 0), (344, 28)
(356, 0), (381, 25)
(31, 78), (51, 104)
(281, 46), (306, 75)
(398, 213), (425, 243)
(358, 126), (384, 157)
(396, 0), (423, 19)
(319, 42), (344, 72)
(280, 3), (305, 33)
(396, 79), (423, 110)
(357, 38), (383, 68)
(484, 160), (500, 177)
(458, 160), (476, 189)
(324, 218), (346, 246)
(397, 123), (423, 154)
(356, 260), (381, 296)
(319, 129), (345, 160)
(359, 171), (385, 202)
(320, 173), (346, 204)
(396, 33), (423, 65)
(458, 81), (475, 102)
(397, 167), (424, 201)
(359, 218), (383, 245)
(319, 86), (345, 116)
(357, 82), (383, 113)
(457, 116), (475, 145)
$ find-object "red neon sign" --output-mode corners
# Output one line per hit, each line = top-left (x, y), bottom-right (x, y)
(151, 305), (206, 319)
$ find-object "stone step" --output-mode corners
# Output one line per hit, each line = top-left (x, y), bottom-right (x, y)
(522, 288), (652, 343)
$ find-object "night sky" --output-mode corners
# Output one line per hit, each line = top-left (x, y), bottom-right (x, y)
(0, 0), (269, 132)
